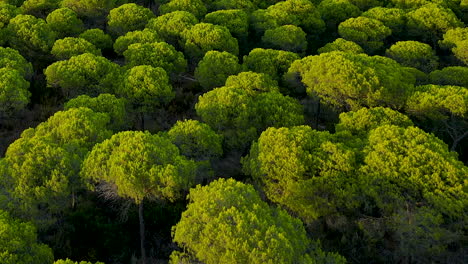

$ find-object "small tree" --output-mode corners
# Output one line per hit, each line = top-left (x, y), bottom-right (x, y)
(0, 68), (30, 118)
(338, 16), (392, 53)
(194, 50), (242, 91)
(261, 25), (307, 54)
(51, 37), (101, 60)
(107, 3), (155, 37)
(145, 11), (198, 47)
(46, 7), (84, 38)
(81, 131), (197, 264)
(385, 41), (439, 73)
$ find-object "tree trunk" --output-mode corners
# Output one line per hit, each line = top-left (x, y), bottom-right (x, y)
(315, 100), (321, 129)
(141, 112), (145, 130)
(139, 201), (147, 264)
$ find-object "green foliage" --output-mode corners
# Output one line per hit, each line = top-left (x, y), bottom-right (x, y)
(0, 210), (54, 264)
(243, 123), (468, 262)
(51, 37), (101, 60)
(44, 53), (121, 99)
(61, 0), (121, 18)
(264, 0), (325, 34)
(20, 0), (60, 18)
(196, 72), (303, 149)
(243, 48), (300, 82)
(1, 108), (111, 227)
(347, 0), (382, 10)
(0, 3), (19, 26)
(107, 3), (154, 37)
(224, 71), (279, 94)
(194, 50), (242, 91)
(181, 22), (238, 61)
(338, 16), (392, 53)
(407, 84), (468, 120)
(318, 0), (361, 29)
(0, 67), (30, 116)
(171, 178), (346, 264)
(159, 0), (207, 19)
(167, 119), (223, 162)
(64, 93), (127, 130)
(406, 3), (464, 42)
(317, 38), (364, 54)
(359, 125), (468, 219)
(79, 29), (113, 50)
(261, 25), (307, 54)
(361, 7), (406, 35)
(208, 0), (256, 12)
(123, 42), (187, 75)
(385, 41), (439, 73)
(118, 65), (174, 112)
(335, 107), (414, 136)
(113, 29), (161, 55)
(53, 259), (104, 264)
(287, 51), (415, 111)
(242, 126), (359, 222)
(429, 66), (468, 87)
(46, 8), (84, 39)
(6, 14), (56, 56)
(439, 27), (468, 50)
(81, 131), (197, 203)
(0, 47), (33, 79)
(145, 11), (198, 47)
(203, 9), (248, 41)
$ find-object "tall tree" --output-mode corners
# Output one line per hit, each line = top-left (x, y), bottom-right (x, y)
(338, 16), (392, 53)
(145, 11), (198, 48)
(81, 131), (197, 264)
(171, 178), (346, 264)
(45, 53), (121, 99)
(0, 68), (30, 118)
(286, 51), (415, 111)
(51, 37), (101, 60)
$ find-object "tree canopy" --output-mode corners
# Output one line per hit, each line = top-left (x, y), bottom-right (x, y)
(171, 178), (346, 264)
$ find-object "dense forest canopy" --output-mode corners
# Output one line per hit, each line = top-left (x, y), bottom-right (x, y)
(0, 0), (467, 263)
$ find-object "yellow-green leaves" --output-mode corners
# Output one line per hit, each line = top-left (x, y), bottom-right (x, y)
(81, 131), (197, 203)
(0, 210), (54, 264)
(171, 178), (345, 264)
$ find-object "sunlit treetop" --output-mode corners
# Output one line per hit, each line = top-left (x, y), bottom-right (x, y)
(242, 48), (300, 82)
(159, 0), (207, 19)
(171, 178), (346, 264)
(286, 51), (415, 111)
(6, 14), (56, 56)
(79, 29), (113, 50)
(194, 50), (242, 91)
(123, 42), (187, 76)
(0, 47), (33, 79)
(145, 11), (198, 47)
(45, 53), (121, 99)
(0, 67), (30, 116)
(107, 3), (155, 37)
(81, 131), (197, 203)
(113, 29), (161, 55)
(167, 119), (223, 161)
(335, 107), (414, 136)
(51, 37), (101, 60)
(317, 38), (364, 54)
(64, 93), (128, 131)
(203, 9), (249, 41)
(181, 22), (239, 61)
(46, 7), (85, 39)
(406, 3), (464, 42)
(429, 66), (468, 87)
(385, 41), (439, 73)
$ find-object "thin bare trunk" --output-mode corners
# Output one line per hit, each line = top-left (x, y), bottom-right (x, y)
(139, 201), (147, 264)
